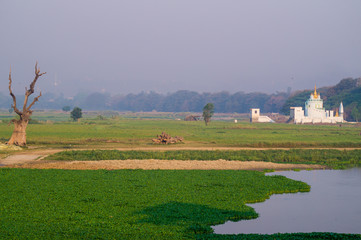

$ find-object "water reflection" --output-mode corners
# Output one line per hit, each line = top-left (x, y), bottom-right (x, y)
(213, 168), (361, 234)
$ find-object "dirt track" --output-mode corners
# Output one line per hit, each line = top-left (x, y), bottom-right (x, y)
(0, 148), (327, 171)
(11, 159), (325, 171)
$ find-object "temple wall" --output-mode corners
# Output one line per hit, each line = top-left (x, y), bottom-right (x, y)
(291, 90), (344, 124)
(293, 116), (344, 124)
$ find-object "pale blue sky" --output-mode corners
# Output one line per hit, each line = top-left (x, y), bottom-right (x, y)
(1, 0), (361, 96)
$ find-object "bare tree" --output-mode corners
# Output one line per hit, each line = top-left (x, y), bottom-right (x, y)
(7, 62), (46, 146)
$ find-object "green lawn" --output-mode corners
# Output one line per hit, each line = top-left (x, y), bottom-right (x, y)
(1, 118), (360, 148)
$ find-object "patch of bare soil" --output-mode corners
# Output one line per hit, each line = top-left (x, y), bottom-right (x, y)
(0, 147), (344, 170)
(0, 154), (42, 165)
(7, 159), (326, 171)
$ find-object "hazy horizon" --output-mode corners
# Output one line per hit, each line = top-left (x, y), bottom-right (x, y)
(0, 79), (348, 98)
(1, 1), (361, 97)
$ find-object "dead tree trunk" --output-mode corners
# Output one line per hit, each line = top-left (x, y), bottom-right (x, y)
(7, 62), (46, 146)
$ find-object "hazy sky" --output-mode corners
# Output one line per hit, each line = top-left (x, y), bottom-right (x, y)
(1, 1), (361, 96)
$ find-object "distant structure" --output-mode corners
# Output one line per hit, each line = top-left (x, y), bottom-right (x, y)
(184, 115), (200, 121)
(250, 108), (275, 123)
(289, 85), (344, 124)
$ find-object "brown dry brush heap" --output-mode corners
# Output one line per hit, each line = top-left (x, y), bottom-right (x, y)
(152, 132), (184, 144)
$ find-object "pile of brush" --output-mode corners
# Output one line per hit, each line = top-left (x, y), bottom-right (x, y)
(152, 132), (184, 144)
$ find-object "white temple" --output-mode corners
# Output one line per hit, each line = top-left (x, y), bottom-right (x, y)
(250, 108), (275, 123)
(290, 85), (344, 124)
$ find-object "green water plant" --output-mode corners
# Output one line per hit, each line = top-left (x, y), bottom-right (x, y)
(0, 168), (312, 239)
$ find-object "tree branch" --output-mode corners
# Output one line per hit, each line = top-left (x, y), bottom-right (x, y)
(27, 91), (42, 112)
(8, 66), (22, 116)
(23, 62), (46, 111)
(30, 62), (46, 92)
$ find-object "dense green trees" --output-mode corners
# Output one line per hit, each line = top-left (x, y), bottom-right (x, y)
(351, 104), (361, 122)
(70, 107), (82, 121)
(112, 91), (287, 113)
(62, 106), (71, 112)
(203, 103), (214, 126)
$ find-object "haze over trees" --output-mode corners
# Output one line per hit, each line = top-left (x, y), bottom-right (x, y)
(1, 77), (360, 121)
(62, 106), (71, 112)
(0, 90), (288, 113)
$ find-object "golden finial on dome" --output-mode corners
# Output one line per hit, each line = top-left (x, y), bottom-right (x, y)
(313, 84), (318, 98)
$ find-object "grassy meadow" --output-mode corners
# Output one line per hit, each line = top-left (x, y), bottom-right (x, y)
(1, 111), (361, 148)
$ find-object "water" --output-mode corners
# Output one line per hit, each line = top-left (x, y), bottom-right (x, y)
(213, 168), (361, 234)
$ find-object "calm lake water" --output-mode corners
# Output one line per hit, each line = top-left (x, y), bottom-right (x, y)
(213, 168), (361, 234)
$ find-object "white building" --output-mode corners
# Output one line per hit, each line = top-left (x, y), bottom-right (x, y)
(250, 108), (275, 123)
(290, 86), (344, 124)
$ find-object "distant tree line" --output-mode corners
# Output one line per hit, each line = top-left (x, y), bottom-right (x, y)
(111, 90), (288, 113)
(0, 90), (288, 114)
(1, 77), (359, 120)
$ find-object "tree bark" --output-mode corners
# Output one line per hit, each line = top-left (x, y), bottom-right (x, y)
(7, 119), (29, 146)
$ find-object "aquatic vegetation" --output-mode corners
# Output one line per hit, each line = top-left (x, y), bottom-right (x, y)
(0, 168), (311, 239)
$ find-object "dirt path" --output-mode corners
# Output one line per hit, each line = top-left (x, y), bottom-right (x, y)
(2, 146), (356, 170)
(11, 159), (326, 171)
(0, 148), (327, 171)
(0, 154), (43, 166)
(111, 147), (361, 151)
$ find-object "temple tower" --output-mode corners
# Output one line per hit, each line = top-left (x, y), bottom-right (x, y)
(339, 102), (344, 119)
(305, 85), (325, 118)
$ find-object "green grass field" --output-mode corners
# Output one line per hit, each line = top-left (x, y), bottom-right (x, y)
(1, 117), (361, 148)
